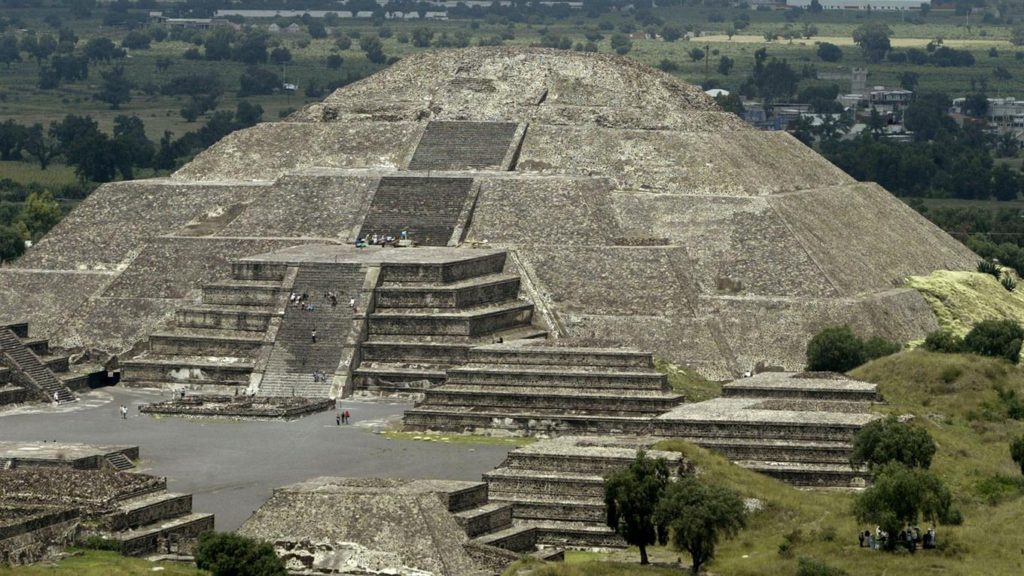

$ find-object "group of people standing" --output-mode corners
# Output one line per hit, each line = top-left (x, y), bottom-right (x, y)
(859, 526), (936, 550)
(355, 230), (409, 248)
(336, 410), (351, 425)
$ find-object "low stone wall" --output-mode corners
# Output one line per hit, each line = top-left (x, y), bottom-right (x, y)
(0, 469), (165, 516)
(0, 385), (26, 406)
(0, 508), (79, 566)
(141, 396), (332, 420)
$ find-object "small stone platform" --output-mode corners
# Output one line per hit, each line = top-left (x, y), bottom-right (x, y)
(0, 321), (104, 407)
(239, 477), (561, 575)
(0, 443), (214, 560)
(0, 441), (138, 471)
(140, 395), (332, 420)
(654, 372), (878, 487)
(485, 436), (687, 549)
(404, 342), (683, 436)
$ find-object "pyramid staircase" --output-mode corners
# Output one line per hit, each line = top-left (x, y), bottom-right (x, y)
(652, 373), (878, 488)
(257, 264), (363, 398)
(484, 436), (686, 549)
(403, 345), (684, 435)
(353, 251), (545, 396)
(0, 322), (86, 405)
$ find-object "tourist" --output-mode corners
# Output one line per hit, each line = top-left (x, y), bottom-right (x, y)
(343, 409), (350, 424)
(330, 293), (337, 307)
(371, 233), (378, 245)
(53, 391), (59, 404)
(311, 329), (317, 343)
(400, 230), (408, 240)
(350, 297), (357, 313)
(120, 404), (127, 419)
(858, 531), (865, 548)
(336, 412), (341, 426)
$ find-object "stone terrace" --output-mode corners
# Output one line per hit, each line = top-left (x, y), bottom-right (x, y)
(239, 477), (561, 575)
(0, 441), (138, 471)
(484, 436), (687, 549)
(404, 342), (683, 435)
(0, 447), (214, 557)
(654, 372), (879, 487)
(0, 322), (102, 407)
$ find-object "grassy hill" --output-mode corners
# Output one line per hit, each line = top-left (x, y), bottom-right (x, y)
(907, 270), (1024, 337)
(506, 350), (1024, 576)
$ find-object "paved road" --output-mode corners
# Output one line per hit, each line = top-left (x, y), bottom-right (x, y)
(0, 387), (512, 530)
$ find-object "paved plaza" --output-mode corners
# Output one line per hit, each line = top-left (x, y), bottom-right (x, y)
(0, 387), (512, 530)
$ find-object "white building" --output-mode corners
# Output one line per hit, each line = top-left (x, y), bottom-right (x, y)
(786, 0), (930, 10)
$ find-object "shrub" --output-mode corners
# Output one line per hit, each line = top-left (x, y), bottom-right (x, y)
(962, 320), (1024, 363)
(851, 415), (936, 470)
(923, 330), (963, 354)
(1011, 435), (1024, 475)
(978, 259), (1001, 278)
(806, 326), (899, 372)
(1001, 275), (1016, 292)
(194, 532), (286, 576)
(797, 557), (849, 576)
(853, 463), (954, 552)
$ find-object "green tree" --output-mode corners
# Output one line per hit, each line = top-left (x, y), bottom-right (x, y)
(852, 22), (892, 63)
(816, 42), (842, 62)
(269, 46), (292, 65)
(852, 416), (936, 471)
(655, 476), (746, 575)
(661, 24), (682, 42)
(0, 225), (26, 262)
(806, 326), (865, 372)
(18, 190), (62, 241)
(852, 463), (953, 551)
(717, 56), (734, 76)
(610, 34), (632, 55)
(604, 452), (670, 565)
(0, 35), (21, 68)
(897, 71), (920, 91)
(23, 123), (56, 170)
(923, 330), (963, 353)
(963, 319), (1024, 363)
(689, 47), (705, 62)
(238, 67), (280, 97)
(411, 27), (433, 47)
(84, 37), (124, 62)
(1011, 435), (1024, 476)
(325, 54), (343, 69)
(360, 35), (386, 64)
(95, 64), (132, 109)
(194, 532), (286, 576)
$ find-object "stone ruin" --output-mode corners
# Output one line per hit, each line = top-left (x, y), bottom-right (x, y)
(0, 322), (104, 408)
(0, 47), (976, 382)
(0, 442), (214, 565)
(238, 477), (562, 576)
(0, 47), (980, 568)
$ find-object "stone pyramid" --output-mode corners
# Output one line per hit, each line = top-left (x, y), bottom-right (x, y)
(0, 47), (975, 378)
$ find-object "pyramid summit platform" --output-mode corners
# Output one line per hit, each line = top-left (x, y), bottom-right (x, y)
(0, 47), (975, 379)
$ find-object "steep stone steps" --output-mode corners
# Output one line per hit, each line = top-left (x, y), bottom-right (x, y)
(104, 453), (135, 471)
(0, 328), (75, 403)
(407, 121), (519, 171)
(258, 265), (363, 398)
(358, 176), (474, 246)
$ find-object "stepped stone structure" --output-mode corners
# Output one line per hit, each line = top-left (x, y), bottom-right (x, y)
(484, 436), (687, 548)
(0, 322), (102, 407)
(0, 47), (977, 380)
(404, 342), (682, 435)
(654, 372), (878, 487)
(239, 477), (562, 576)
(0, 442), (213, 561)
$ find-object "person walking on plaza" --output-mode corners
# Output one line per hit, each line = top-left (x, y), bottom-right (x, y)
(120, 404), (127, 419)
(311, 328), (317, 343)
(343, 409), (351, 424)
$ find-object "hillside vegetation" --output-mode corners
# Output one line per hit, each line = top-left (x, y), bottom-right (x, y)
(507, 350), (1024, 576)
(907, 270), (1024, 337)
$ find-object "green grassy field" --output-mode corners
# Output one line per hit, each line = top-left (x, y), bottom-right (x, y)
(0, 160), (78, 187)
(1, 5), (1022, 145)
(506, 349), (1024, 576)
(0, 550), (207, 576)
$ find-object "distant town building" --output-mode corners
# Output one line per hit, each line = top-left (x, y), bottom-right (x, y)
(787, 0), (930, 10)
